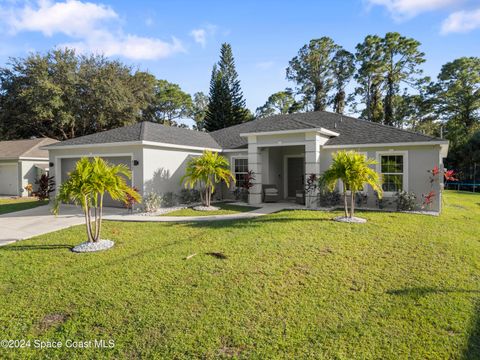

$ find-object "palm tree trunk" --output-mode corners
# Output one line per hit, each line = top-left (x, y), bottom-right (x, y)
(350, 191), (355, 218)
(343, 183), (348, 217)
(84, 197), (94, 243)
(95, 194), (104, 242)
(83, 203), (93, 243)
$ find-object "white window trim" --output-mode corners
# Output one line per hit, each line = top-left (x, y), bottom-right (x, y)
(376, 150), (409, 196)
(231, 156), (249, 190)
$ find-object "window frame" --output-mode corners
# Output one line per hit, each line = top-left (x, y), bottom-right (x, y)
(231, 156), (249, 190)
(376, 151), (408, 196)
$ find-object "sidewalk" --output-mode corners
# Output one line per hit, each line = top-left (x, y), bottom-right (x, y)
(103, 203), (304, 222)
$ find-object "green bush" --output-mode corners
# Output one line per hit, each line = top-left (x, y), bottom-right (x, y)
(179, 189), (201, 204)
(395, 191), (417, 211)
(143, 193), (162, 213)
(318, 189), (341, 207)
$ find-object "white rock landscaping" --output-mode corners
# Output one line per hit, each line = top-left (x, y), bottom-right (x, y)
(192, 205), (220, 211)
(333, 216), (367, 224)
(72, 239), (114, 253)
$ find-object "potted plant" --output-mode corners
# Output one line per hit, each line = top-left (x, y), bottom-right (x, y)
(24, 183), (33, 197)
(53, 157), (141, 252)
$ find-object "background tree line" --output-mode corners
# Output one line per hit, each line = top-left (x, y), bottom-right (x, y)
(0, 49), (209, 140)
(0, 35), (478, 180)
(256, 33), (479, 182)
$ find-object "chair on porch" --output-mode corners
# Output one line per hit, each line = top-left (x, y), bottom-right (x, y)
(262, 184), (280, 203)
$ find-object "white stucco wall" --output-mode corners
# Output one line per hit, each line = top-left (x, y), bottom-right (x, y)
(48, 144), (144, 199)
(320, 145), (444, 211)
(142, 146), (204, 196)
(19, 160), (49, 197)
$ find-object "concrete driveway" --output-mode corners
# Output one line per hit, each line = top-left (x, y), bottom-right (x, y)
(0, 204), (124, 246)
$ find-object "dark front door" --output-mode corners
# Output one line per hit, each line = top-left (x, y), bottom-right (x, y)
(287, 157), (305, 198)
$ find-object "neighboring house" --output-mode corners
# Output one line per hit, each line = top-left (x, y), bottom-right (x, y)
(44, 111), (449, 211)
(0, 138), (58, 196)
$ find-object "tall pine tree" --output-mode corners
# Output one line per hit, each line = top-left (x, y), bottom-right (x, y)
(204, 43), (249, 132)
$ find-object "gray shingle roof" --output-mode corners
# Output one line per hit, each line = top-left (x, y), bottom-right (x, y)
(46, 122), (221, 149)
(0, 138), (58, 159)
(47, 112), (443, 151)
(210, 111), (442, 148)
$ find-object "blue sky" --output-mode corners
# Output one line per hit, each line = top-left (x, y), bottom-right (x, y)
(1, 0), (479, 122)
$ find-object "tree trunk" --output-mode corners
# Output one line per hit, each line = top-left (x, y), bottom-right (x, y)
(95, 194), (104, 242)
(343, 183), (348, 217)
(83, 200), (94, 243)
(314, 84), (325, 111)
(84, 200), (94, 243)
(350, 191), (355, 218)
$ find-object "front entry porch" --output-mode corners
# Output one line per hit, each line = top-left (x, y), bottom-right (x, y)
(246, 143), (320, 208)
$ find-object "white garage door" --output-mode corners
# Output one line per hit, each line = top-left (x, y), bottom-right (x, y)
(0, 164), (19, 196)
(60, 156), (132, 208)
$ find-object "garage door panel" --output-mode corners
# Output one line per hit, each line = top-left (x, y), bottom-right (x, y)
(60, 157), (132, 208)
(0, 164), (18, 196)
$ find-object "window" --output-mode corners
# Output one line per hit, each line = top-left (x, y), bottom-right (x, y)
(380, 155), (404, 193)
(233, 158), (248, 188)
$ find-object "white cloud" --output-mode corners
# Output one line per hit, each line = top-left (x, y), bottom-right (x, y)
(61, 32), (184, 60)
(189, 24), (217, 47)
(190, 28), (207, 47)
(4, 0), (184, 60)
(441, 8), (480, 33)
(366, 0), (459, 19)
(9, 0), (117, 37)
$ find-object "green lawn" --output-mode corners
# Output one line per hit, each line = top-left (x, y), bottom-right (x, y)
(0, 197), (47, 215)
(161, 202), (259, 217)
(1, 191), (480, 359)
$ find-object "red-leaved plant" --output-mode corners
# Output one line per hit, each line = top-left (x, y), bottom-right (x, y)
(305, 174), (318, 195)
(423, 166), (457, 209)
(242, 170), (255, 192)
(124, 186), (140, 212)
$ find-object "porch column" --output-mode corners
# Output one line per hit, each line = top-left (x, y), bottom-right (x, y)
(305, 133), (321, 208)
(248, 137), (263, 205)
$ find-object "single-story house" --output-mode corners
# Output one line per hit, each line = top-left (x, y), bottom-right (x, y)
(44, 111), (449, 211)
(0, 137), (58, 196)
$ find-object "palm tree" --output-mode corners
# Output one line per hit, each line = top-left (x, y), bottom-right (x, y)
(53, 157), (141, 243)
(181, 151), (235, 207)
(320, 150), (382, 218)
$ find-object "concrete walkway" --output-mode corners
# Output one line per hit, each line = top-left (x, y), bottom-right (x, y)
(0, 202), (305, 246)
(0, 205), (124, 246)
(103, 203), (305, 223)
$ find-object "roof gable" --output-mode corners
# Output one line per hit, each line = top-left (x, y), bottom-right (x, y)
(45, 122), (221, 149)
(210, 111), (443, 148)
(0, 138), (58, 159)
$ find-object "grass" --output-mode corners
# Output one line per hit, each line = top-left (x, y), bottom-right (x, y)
(160, 202), (259, 216)
(0, 191), (480, 359)
(0, 197), (47, 215)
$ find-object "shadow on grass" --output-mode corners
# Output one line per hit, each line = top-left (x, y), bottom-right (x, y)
(386, 287), (480, 296)
(178, 216), (335, 230)
(0, 244), (72, 251)
(464, 302), (480, 359)
(206, 252), (228, 259)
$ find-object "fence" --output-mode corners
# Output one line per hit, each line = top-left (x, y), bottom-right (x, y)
(445, 182), (479, 193)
